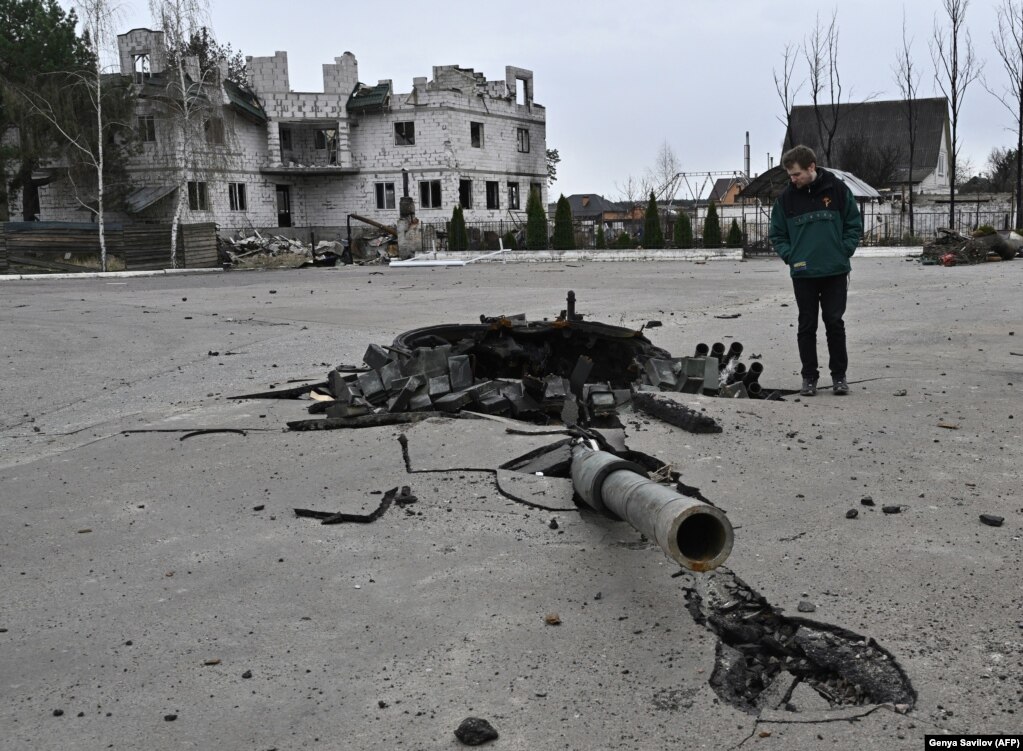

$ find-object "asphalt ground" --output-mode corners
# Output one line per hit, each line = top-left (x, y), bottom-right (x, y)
(1, 256), (1021, 750)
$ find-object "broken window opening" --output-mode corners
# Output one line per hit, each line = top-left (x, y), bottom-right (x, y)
(515, 78), (525, 105)
(375, 182), (396, 210)
(507, 182), (520, 210)
(314, 128), (338, 164)
(458, 179), (473, 209)
(132, 54), (151, 84)
(204, 117), (225, 145)
(517, 127), (530, 153)
(486, 181), (500, 210)
(419, 179), (442, 209)
(229, 182), (247, 211)
(137, 115), (156, 143)
(470, 121), (484, 148)
(279, 126), (292, 154)
(187, 181), (209, 211)
(529, 182), (543, 204)
(394, 121), (415, 146)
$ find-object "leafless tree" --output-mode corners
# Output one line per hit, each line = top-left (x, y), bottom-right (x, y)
(614, 174), (652, 211)
(647, 141), (682, 205)
(836, 133), (903, 188)
(931, 0), (981, 227)
(774, 42), (803, 150)
(986, 0), (1023, 225)
(804, 10), (843, 164)
(893, 12), (922, 238)
(148, 0), (215, 266)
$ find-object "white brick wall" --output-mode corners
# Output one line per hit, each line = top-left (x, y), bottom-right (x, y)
(36, 37), (549, 232)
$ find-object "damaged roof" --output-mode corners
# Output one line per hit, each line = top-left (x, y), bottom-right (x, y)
(223, 78), (267, 124)
(347, 82), (391, 113)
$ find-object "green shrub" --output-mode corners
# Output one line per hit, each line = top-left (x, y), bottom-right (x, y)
(703, 202), (722, 247)
(595, 224), (607, 249)
(449, 205), (469, 251)
(973, 224), (996, 237)
(674, 212), (693, 249)
(502, 231), (518, 250)
(552, 194), (574, 250)
(615, 231), (633, 249)
(643, 192), (663, 248)
(726, 218), (743, 248)
(525, 187), (548, 250)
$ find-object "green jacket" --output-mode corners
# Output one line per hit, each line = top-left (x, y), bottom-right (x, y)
(769, 168), (862, 278)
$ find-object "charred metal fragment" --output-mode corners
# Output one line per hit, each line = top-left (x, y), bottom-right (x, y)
(229, 381), (327, 400)
(287, 412), (445, 430)
(631, 392), (723, 434)
(681, 568), (916, 713)
(179, 428), (247, 441)
(294, 486), (401, 524)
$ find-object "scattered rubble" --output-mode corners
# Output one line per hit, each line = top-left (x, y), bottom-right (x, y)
(454, 717), (499, 746)
(220, 227), (395, 267)
(921, 228), (1019, 266)
(979, 513), (1005, 527)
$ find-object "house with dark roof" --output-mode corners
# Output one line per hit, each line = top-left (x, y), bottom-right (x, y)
(554, 194), (645, 229)
(783, 97), (951, 194)
(707, 175), (751, 205)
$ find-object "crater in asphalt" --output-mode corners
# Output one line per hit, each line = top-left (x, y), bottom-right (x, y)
(679, 568), (916, 714)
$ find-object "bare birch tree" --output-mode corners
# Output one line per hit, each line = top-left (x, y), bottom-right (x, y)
(647, 141), (682, 205)
(774, 42), (803, 150)
(987, 0), (1023, 225)
(893, 12), (922, 238)
(148, 0), (213, 266)
(931, 0), (981, 228)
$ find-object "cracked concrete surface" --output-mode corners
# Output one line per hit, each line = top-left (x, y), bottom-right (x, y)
(1, 258), (1020, 749)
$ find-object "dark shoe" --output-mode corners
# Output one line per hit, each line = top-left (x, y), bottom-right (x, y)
(800, 378), (817, 396)
(832, 377), (849, 395)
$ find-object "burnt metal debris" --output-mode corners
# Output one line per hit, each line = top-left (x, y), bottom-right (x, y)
(921, 228), (1020, 266)
(682, 568), (916, 713)
(234, 291), (782, 435)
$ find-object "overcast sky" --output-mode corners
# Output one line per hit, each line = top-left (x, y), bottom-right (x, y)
(71, 0), (1015, 198)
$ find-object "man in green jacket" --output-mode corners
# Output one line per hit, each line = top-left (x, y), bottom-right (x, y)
(769, 145), (862, 396)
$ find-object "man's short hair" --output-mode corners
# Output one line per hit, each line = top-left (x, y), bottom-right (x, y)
(781, 145), (817, 170)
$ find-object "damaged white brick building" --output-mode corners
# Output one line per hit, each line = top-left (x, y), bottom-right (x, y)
(38, 28), (548, 233)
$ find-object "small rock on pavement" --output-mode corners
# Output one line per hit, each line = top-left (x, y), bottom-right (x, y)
(544, 613), (562, 625)
(979, 514), (1005, 527)
(797, 601), (816, 613)
(882, 505), (902, 514)
(845, 509), (858, 519)
(548, 518), (558, 530)
(861, 496), (875, 506)
(454, 717), (499, 746)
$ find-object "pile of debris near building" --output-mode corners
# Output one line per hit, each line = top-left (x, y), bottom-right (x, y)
(921, 228), (1022, 265)
(220, 228), (398, 268)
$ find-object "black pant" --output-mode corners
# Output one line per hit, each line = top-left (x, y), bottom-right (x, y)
(791, 273), (848, 381)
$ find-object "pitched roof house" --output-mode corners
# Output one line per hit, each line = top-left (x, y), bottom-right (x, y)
(784, 97), (951, 194)
(707, 175), (751, 205)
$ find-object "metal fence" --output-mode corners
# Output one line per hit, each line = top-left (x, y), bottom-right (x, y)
(425, 204), (1017, 255)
